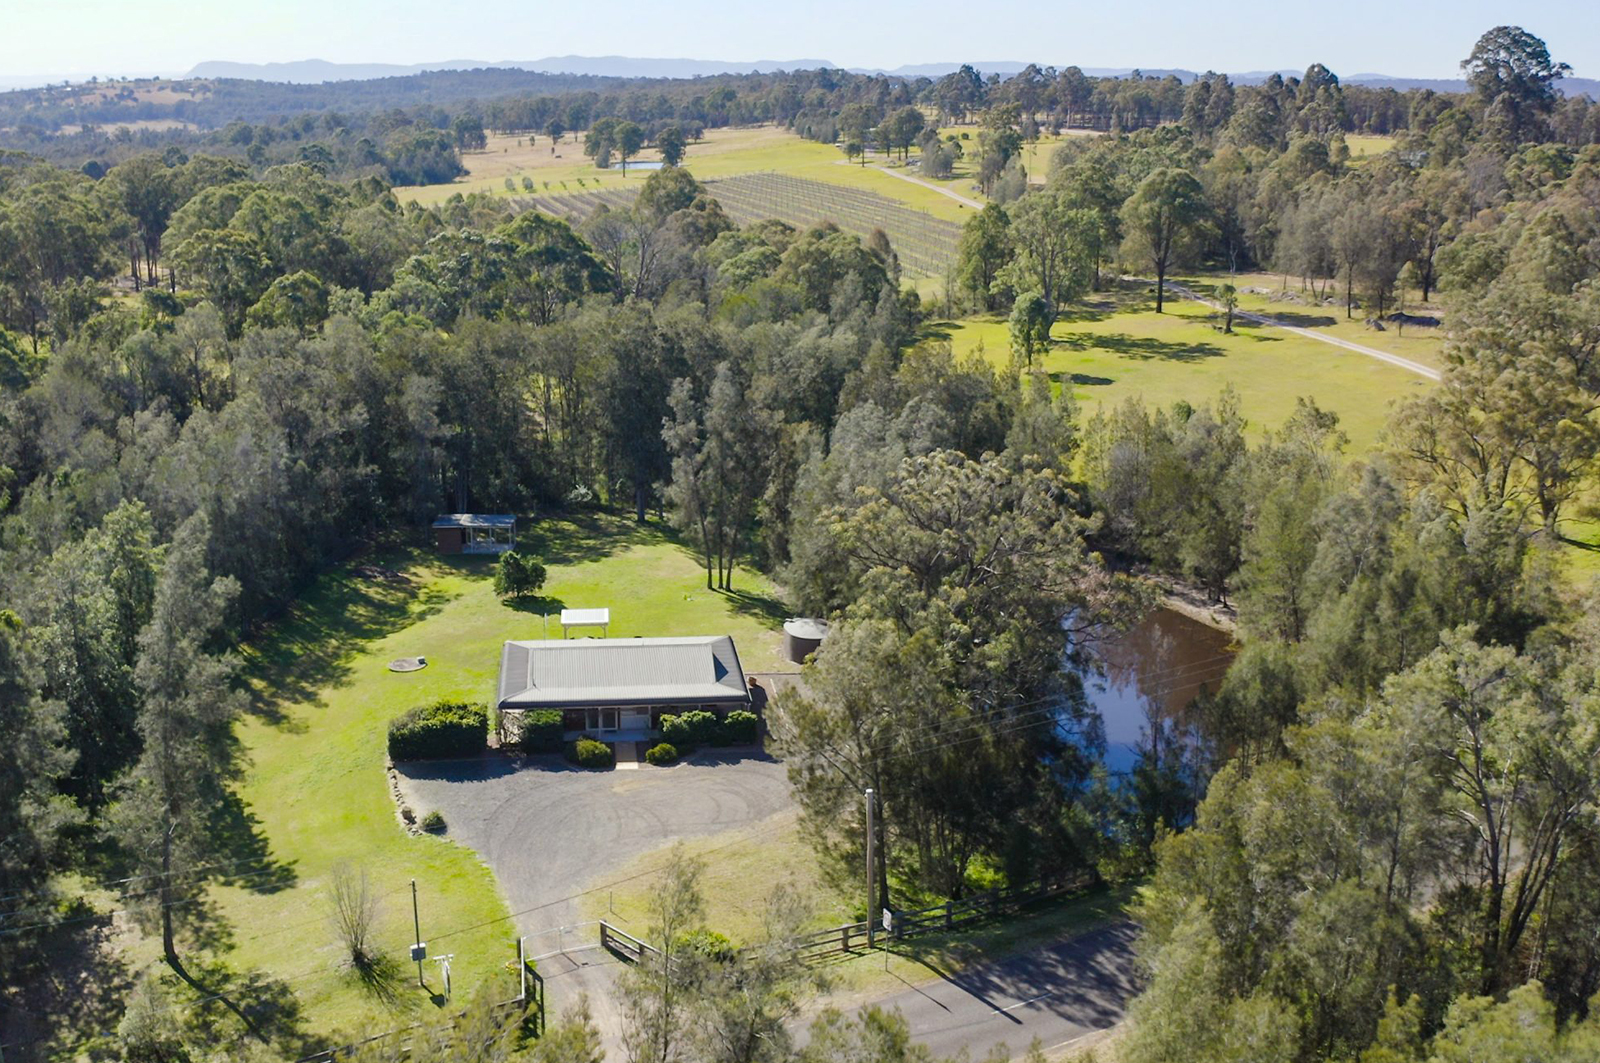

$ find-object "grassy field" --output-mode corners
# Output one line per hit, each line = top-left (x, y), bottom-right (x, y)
(1184, 270), (1449, 370)
(396, 125), (980, 223)
(936, 281), (1433, 451)
(1345, 133), (1397, 160)
(112, 514), (787, 1047)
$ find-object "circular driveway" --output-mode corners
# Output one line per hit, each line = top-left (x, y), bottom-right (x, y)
(396, 751), (793, 934)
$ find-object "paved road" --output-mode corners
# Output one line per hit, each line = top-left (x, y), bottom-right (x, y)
(854, 922), (1141, 1060)
(1163, 280), (1441, 382)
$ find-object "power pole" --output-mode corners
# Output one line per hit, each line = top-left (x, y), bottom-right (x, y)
(411, 879), (425, 987)
(865, 787), (876, 949)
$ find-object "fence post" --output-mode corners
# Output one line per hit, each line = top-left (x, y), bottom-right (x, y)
(944, 902), (953, 930)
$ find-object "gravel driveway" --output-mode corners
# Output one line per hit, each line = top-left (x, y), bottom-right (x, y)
(396, 751), (793, 1031)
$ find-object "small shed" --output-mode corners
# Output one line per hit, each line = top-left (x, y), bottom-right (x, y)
(783, 618), (830, 664)
(432, 514), (516, 555)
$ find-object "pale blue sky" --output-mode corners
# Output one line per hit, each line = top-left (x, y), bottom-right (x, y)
(0, 0), (1594, 81)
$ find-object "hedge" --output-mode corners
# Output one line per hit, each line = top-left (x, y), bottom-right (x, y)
(388, 700), (487, 761)
(645, 742), (679, 766)
(571, 738), (614, 769)
(721, 710), (760, 745)
(660, 709), (761, 750)
(519, 709), (563, 753)
(661, 710), (719, 751)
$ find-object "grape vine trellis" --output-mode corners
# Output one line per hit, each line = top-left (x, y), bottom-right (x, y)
(522, 171), (964, 278)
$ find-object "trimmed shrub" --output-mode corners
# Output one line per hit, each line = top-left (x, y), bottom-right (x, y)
(519, 709), (563, 754)
(660, 710), (719, 751)
(571, 738), (614, 769)
(721, 710), (760, 746)
(644, 742), (679, 766)
(421, 810), (446, 833)
(387, 700), (487, 761)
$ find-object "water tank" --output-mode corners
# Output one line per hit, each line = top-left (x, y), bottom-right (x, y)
(783, 618), (830, 665)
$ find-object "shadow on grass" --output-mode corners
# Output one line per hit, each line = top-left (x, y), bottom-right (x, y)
(209, 791), (297, 893)
(1251, 309), (1338, 328)
(1057, 331), (1224, 361)
(917, 320), (959, 344)
(7, 914), (137, 1059)
(1060, 372), (1115, 387)
(505, 593), (569, 616)
(718, 587), (788, 629)
(351, 953), (408, 1008)
(241, 544), (456, 725)
(182, 955), (314, 1056)
(517, 509), (664, 566)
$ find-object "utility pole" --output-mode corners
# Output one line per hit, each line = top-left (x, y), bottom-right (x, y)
(411, 879), (425, 987)
(865, 787), (876, 949)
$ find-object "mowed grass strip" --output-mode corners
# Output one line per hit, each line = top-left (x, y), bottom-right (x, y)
(934, 284), (1434, 451)
(129, 515), (787, 1039)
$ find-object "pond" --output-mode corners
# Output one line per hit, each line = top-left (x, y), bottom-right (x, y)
(602, 160), (665, 171)
(1082, 607), (1236, 773)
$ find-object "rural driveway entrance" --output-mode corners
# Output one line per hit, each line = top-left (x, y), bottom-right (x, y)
(396, 753), (792, 1029)
(845, 922), (1141, 1059)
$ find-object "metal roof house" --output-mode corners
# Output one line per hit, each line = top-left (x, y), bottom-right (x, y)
(497, 636), (751, 739)
(433, 514), (516, 555)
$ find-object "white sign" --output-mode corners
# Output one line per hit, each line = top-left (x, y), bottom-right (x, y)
(881, 908), (893, 933)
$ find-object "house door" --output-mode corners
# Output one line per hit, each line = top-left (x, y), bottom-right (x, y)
(599, 708), (618, 733)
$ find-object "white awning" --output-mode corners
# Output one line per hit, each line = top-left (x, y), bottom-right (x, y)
(560, 608), (610, 627)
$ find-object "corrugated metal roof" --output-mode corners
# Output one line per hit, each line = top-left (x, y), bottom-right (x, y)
(432, 514), (517, 529)
(497, 636), (750, 709)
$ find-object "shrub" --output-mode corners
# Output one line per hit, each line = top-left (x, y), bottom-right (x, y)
(571, 738), (614, 769)
(493, 551), (547, 600)
(645, 742), (679, 766)
(387, 700), (487, 761)
(661, 710), (719, 751)
(519, 709), (563, 754)
(676, 928), (734, 962)
(720, 710), (760, 745)
(420, 810), (446, 833)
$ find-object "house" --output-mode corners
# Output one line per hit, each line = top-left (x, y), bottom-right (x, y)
(497, 635), (751, 740)
(433, 514), (516, 555)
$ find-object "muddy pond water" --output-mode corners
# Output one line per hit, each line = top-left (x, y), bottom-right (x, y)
(1082, 607), (1237, 773)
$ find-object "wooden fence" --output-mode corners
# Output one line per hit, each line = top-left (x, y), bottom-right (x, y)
(599, 920), (660, 964)
(600, 870), (1100, 971)
(788, 870), (1099, 963)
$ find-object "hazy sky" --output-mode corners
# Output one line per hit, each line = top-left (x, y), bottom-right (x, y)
(0, 0), (1595, 80)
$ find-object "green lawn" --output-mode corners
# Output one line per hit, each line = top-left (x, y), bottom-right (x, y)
(936, 283), (1433, 451)
(1181, 271), (1450, 371)
(122, 514), (787, 1046)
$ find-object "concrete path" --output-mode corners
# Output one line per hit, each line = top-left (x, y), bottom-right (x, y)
(1163, 280), (1441, 382)
(833, 922), (1141, 1060)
